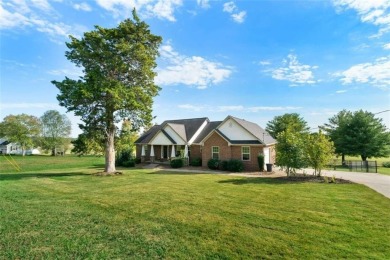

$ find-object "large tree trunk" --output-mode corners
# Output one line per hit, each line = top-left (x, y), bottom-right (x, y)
(361, 155), (367, 161)
(51, 148), (56, 156)
(104, 126), (116, 173)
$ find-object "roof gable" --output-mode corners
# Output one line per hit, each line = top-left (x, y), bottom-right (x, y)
(230, 116), (276, 145)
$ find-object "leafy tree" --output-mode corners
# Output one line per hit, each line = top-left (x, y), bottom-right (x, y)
(0, 114), (41, 156)
(320, 109), (352, 163)
(275, 128), (307, 176)
(116, 119), (139, 155)
(342, 110), (390, 161)
(52, 10), (162, 173)
(40, 110), (72, 156)
(304, 131), (335, 176)
(71, 132), (104, 156)
(266, 113), (309, 139)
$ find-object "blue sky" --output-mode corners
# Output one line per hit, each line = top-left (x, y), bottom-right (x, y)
(1, 0), (389, 137)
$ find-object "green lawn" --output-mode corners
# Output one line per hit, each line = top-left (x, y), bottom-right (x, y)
(0, 156), (389, 259)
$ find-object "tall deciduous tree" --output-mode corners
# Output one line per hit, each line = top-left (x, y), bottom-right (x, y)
(40, 110), (72, 156)
(0, 114), (41, 156)
(266, 113), (309, 139)
(52, 10), (162, 173)
(320, 109), (352, 163)
(343, 110), (390, 161)
(275, 128), (307, 176)
(304, 131), (335, 176)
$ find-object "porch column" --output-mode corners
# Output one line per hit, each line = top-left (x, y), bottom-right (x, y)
(141, 145), (145, 163)
(171, 145), (175, 159)
(184, 144), (189, 166)
(161, 145), (163, 160)
(150, 145), (155, 163)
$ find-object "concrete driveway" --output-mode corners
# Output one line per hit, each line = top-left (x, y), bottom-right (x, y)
(319, 169), (390, 199)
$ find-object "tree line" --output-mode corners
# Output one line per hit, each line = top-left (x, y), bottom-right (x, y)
(265, 111), (390, 176)
(0, 110), (71, 156)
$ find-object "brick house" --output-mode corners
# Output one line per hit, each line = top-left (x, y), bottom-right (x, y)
(135, 116), (276, 171)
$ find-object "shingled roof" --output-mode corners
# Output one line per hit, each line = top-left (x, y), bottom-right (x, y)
(135, 117), (209, 144)
(230, 116), (276, 145)
(193, 121), (222, 144)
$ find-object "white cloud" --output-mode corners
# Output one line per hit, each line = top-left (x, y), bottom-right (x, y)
(264, 54), (318, 85)
(334, 56), (390, 89)
(222, 1), (246, 23)
(95, 0), (182, 22)
(48, 67), (83, 77)
(178, 104), (301, 112)
(223, 1), (236, 13)
(231, 11), (246, 23)
(0, 0), (85, 41)
(336, 90), (347, 94)
(383, 43), (390, 49)
(197, 0), (210, 9)
(333, 0), (390, 37)
(73, 3), (91, 12)
(156, 44), (232, 89)
(258, 60), (271, 66)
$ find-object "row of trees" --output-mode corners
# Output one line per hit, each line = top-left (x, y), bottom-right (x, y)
(0, 110), (71, 156)
(265, 111), (390, 175)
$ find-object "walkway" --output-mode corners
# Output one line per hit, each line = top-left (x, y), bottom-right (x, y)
(319, 169), (390, 199)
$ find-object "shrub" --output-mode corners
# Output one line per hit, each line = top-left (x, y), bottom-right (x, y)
(190, 157), (202, 167)
(227, 159), (244, 172)
(170, 158), (183, 168)
(116, 150), (133, 166)
(122, 160), (135, 167)
(382, 161), (390, 168)
(135, 158), (141, 164)
(208, 158), (220, 170)
(257, 154), (264, 171)
(221, 160), (229, 171)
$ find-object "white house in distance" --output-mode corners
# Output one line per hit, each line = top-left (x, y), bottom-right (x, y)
(135, 115), (276, 171)
(0, 139), (40, 155)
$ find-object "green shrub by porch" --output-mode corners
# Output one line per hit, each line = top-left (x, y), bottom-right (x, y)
(170, 159), (183, 168)
(190, 157), (202, 167)
(257, 154), (264, 171)
(207, 158), (220, 170)
(227, 159), (244, 172)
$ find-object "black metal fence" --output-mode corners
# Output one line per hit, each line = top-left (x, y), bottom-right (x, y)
(346, 160), (377, 173)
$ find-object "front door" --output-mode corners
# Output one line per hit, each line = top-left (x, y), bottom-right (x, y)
(163, 146), (168, 159)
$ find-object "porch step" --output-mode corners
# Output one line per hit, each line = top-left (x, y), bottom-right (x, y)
(143, 163), (159, 169)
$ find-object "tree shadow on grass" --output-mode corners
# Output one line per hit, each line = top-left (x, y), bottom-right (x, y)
(217, 176), (342, 185)
(0, 172), (89, 181)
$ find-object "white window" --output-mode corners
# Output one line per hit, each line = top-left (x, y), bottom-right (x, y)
(242, 146), (250, 161)
(212, 146), (219, 160)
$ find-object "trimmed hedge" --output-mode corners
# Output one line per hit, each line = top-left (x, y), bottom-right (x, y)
(257, 154), (264, 171)
(122, 160), (135, 167)
(208, 158), (220, 170)
(221, 160), (229, 171)
(116, 150), (133, 167)
(190, 157), (202, 167)
(170, 158), (184, 168)
(227, 159), (244, 172)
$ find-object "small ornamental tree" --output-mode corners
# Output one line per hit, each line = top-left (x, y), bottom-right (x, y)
(275, 128), (307, 176)
(52, 10), (162, 173)
(0, 114), (41, 156)
(304, 131), (335, 176)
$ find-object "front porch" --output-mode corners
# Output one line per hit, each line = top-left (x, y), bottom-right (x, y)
(138, 144), (190, 165)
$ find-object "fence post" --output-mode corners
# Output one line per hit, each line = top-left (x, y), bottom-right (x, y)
(375, 161), (377, 173)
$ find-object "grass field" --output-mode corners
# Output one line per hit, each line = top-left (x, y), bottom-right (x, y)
(1, 156), (389, 259)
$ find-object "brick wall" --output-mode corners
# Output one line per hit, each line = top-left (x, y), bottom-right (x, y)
(190, 144), (202, 162)
(202, 132), (231, 167)
(231, 145), (264, 171)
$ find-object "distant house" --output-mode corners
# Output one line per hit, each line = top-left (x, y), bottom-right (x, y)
(0, 139), (40, 155)
(0, 139), (21, 154)
(135, 116), (276, 171)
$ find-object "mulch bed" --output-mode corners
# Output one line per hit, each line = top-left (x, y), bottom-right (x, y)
(276, 174), (352, 184)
